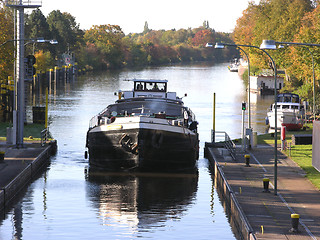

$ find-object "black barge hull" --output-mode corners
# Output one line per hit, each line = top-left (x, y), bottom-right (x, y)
(87, 128), (199, 171)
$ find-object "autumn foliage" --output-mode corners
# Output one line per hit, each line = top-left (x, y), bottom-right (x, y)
(233, 0), (320, 107)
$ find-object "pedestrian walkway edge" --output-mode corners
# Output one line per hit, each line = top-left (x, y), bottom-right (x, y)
(0, 140), (57, 211)
(204, 142), (256, 240)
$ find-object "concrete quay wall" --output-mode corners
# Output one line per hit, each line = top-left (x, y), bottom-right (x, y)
(0, 140), (57, 211)
(204, 143), (256, 240)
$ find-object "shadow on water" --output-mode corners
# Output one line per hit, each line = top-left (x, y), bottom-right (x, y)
(84, 167), (198, 229)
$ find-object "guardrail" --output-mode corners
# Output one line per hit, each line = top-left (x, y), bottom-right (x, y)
(212, 130), (236, 160)
(41, 128), (50, 146)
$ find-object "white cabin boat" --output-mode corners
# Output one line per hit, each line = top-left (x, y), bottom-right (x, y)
(266, 93), (304, 131)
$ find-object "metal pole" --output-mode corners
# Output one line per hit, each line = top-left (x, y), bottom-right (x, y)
(238, 47), (251, 129)
(16, 5), (25, 148)
(305, 47), (316, 121)
(242, 107), (245, 151)
(261, 49), (278, 195)
(45, 88), (48, 129)
(212, 92), (216, 143)
(216, 41), (278, 194)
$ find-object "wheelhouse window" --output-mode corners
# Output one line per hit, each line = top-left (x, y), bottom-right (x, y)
(134, 81), (167, 92)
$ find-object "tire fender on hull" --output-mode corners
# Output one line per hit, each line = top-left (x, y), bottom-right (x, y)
(119, 133), (138, 154)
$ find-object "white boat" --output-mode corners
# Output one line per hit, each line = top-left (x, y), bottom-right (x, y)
(266, 93), (304, 131)
(228, 58), (239, 72)
(86, 79), (199, 171)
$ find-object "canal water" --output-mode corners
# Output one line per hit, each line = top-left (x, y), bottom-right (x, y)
(0, 62), (274, 239)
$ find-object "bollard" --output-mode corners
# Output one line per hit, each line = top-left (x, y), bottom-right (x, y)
(263, 178), (270, 192)
(244, 154), (250, 167)
(290, 214), (300, 232)
(0, 151), (4, 162)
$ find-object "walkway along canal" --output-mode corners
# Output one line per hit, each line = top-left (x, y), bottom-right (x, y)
(0, 62), (276, 239)
(205, 141), (320, 240)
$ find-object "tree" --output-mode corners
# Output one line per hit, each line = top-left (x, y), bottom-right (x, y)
(203, 20), (210, 29)
(34, 50), (55, 73)
(84, 24), (125, 69)
(25, 9), (51, 54)
(143, 21), (150, 34)
(47, 10), (83, 56)
(192, 29), (214, 47)
(0, 6), (14, 81)
(233, 0), (314, 71)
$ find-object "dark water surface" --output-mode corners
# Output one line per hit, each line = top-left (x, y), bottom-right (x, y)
(0, 63), (273, 239)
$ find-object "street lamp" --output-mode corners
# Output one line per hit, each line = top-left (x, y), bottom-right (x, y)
(24, 37), (58, 54)
(260, 39), (278, 195)
(263, 39), (320, 120)
(212, 42), (252, 131)
(211, 41), (279, 195)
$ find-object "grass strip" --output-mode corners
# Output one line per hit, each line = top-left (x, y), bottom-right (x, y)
(256, 123), (320, 190)
(0, 122), (46, 138)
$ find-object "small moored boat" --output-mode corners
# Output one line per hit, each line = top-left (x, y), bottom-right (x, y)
(266, 93), (304, 131)
(86, 79), (199, 171)
(228, 58), (239, 72)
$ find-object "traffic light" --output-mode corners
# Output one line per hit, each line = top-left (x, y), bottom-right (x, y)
(25, 55), (36, 78)
(242, 102), (246, 111)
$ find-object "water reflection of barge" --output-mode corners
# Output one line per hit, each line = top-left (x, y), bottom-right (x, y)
(85, 169), (198, 229)
(86, 79), (199, 171)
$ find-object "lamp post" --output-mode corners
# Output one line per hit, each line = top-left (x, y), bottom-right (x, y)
(260, 39), (278, 195)
(30, 38), (58, 55)
(264, 40), (320, 120)
(213, 42), (252, 130)
(212, 41), (279, 195)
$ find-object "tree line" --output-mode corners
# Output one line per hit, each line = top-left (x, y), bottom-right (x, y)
(233, 0), (320, 110)
(0, 5), (237, 81)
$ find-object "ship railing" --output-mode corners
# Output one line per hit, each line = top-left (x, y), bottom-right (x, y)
(212, 130), (236, 160)
(89, 115), (99, 129)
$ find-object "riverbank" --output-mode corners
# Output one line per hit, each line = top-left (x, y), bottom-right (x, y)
(204, 131), (320, 239)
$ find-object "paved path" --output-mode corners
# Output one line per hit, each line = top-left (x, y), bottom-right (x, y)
(208, 144), (320, 240)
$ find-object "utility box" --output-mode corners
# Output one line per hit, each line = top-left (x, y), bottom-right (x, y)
(312, 121), (320, 172)
(33, 106), (45, 124)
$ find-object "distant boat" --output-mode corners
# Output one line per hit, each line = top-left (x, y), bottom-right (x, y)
(228, 58), (239, 72)
(266, 93), (304, 131)
(86, 79), (199, 171)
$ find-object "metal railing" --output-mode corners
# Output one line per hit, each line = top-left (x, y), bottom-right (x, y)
(212, 130), (236, 160)
(41, 128), (50, 146)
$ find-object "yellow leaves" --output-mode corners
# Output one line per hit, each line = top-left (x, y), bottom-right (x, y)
(34, 50), (54, 73)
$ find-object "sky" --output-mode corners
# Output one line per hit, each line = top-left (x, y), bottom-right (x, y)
(36, 0), (260, 34)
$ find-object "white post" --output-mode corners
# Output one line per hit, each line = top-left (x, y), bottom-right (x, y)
(242, 108), (245, 151)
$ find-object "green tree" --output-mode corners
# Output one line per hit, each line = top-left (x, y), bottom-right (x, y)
(143, 21), (150, 34)
(25, 9), (51, 54)
(47, 10), (83, 56)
